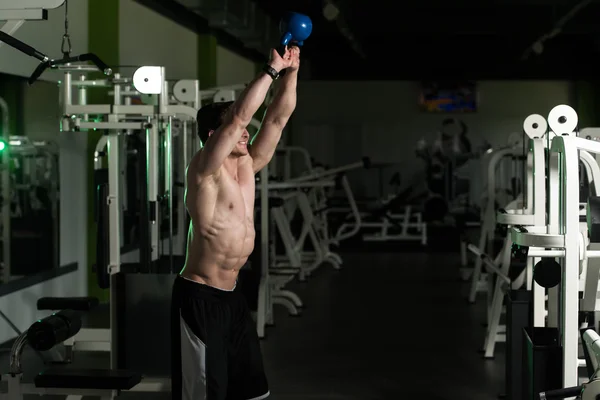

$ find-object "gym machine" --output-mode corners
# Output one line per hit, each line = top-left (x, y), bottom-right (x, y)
(353, 195), (427, 244)
(1, 306), (142, 400)
(252, 149), (366, 337)
(317, 159), (428, 245)
(466, 114), (548, 359)
(265, 147), (366, 250)
(286, 158), (366, 249)
(255, 176), (334, 337)
(77, 65), (210, 392)
(510, 105), (600, 392)
(0, 17), (192, 390)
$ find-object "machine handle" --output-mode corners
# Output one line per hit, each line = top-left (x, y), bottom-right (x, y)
(539, 385), (583, 399)
(0, 31), (47, 61)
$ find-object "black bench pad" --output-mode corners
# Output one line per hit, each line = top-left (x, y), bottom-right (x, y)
(35, 368), (142, 390)
(37, 297), (99, 311)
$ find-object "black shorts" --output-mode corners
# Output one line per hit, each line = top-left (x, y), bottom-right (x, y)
(170, 275), (269, 400)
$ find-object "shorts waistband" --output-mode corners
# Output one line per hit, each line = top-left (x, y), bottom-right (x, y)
(174, 275), (237, 299)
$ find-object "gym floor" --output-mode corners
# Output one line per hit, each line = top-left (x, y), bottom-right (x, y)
(0, 249), (504, 399)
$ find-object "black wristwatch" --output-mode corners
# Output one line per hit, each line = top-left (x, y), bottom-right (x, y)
(262, 64), (280, 80)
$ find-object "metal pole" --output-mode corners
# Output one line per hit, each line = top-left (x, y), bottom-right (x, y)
(122, 86), (132, 217)
(61, 67), (73, 131)
(113, 74), (125, 251)
(0, 97), (10, 283)
(166, 116), (173, 272)
(107, 115), (121, 371)
(78, 74), (88, 121)
(147, 120), (159, 263)
(176, 121), (189, 254)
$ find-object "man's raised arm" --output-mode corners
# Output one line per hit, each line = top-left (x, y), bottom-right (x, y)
(197, 49), (291, 177)
(197, 73), (273, 177)
(250, 47), (300, 173)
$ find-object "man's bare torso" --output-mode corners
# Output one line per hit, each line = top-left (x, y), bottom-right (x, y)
(181, 150), (256, 290)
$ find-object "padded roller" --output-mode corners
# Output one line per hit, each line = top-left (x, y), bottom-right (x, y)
(27, 309), (83, 351)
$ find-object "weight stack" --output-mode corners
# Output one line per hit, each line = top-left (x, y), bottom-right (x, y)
(522, 327), (562, 400)
(506, 290), (532, 400)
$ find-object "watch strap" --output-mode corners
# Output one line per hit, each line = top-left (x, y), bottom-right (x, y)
(262, 64), (279, 80)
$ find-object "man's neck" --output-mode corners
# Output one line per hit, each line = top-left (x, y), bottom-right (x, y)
(222, 156), (239, 176)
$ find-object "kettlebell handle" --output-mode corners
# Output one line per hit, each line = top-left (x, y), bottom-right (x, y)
(280, 32), (293, 47)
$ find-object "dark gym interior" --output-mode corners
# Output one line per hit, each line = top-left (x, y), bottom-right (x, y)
(0, 1), (598, 399)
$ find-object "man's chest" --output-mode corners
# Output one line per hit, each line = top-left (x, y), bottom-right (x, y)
(218, 167), (256, 210)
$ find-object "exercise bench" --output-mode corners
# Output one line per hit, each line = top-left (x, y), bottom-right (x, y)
(1, 309), (142, 400)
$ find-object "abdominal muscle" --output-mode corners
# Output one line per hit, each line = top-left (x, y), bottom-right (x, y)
(181, 191), (256, 290)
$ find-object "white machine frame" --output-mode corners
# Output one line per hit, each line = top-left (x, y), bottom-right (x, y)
(510, 105), (600, 389)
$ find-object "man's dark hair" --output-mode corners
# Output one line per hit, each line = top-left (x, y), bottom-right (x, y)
(196, 101), (235, 144)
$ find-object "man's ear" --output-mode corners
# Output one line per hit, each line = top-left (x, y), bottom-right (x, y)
(208, 129), (215, 137)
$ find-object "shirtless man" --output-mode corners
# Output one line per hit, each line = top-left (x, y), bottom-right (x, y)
(171, 45), (300, 400)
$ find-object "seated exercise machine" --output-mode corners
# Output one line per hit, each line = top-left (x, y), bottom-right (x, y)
(1, 306), (142, 400)
(472, 107), (600, 364)
(507, 105), (600, 395)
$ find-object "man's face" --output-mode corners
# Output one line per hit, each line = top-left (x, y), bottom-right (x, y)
(231, 129), (250, 157)
(207, 128), (250, 157)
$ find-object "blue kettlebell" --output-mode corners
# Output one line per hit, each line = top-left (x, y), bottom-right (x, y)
(276, 12), (312, 76)
(279, 12), (313, 48)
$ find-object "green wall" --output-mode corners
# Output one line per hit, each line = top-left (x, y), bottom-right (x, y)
(198, 34), (217, 89)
